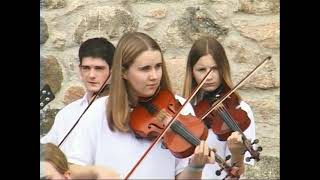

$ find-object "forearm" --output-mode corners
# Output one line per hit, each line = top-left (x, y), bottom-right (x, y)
(231, 154), (245, 175)
(69, 164), (98, 179)
(69, 163), (120, 179)
(176, 166), (203, 179)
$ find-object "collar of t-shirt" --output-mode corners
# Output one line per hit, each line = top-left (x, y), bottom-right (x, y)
(80, 92), (89, 107)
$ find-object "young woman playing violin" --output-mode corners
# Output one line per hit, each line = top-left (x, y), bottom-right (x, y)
(65, 32), (218, 179)
(183, 36), (257, 179)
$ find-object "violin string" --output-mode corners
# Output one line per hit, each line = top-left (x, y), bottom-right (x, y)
(216, 106), (238, 132)
(171, 121), (232, 170)
(170, 121), (200, 146)
(150, 100), (232, 170)
(219, 105), (259, 158)
(220, 105), (246, 138)
(152, 104), (200, 146)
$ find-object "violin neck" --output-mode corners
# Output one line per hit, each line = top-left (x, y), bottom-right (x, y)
(216, 107), (245, 136)
(170, 121), (200, 147)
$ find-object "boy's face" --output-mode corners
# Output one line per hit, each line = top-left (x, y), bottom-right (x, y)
(79, 57), (110, 95)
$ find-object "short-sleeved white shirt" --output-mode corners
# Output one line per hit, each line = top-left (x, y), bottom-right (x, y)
(40, 93), (89, 155)
(201, 101), (256, 179)
(66, 95), (194, 179)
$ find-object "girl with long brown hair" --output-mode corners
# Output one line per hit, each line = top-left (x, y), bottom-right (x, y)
(183, 36), (257, 179)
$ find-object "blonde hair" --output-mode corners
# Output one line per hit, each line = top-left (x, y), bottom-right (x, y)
(107, 32), (172, 132)
(41, 143), (69, 175)
(183, 36), (240, 104)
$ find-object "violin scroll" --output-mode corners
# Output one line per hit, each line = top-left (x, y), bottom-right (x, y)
(242, 137), (262, 162)
(215, 154), (240, 179)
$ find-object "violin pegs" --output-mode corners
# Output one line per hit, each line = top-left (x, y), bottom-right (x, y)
(257, 146), (263, 152)
(245, 156), (253, 162)
(215, 168), (223, 176)
(225, 155), (231, 161)
(231, 162), (238, 167)
(252, 139), (259, 145)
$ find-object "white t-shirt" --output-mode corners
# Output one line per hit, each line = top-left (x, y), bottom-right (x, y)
(66, 95), (195, 179)
(40, 93), (89, 155)
(202, 101), (256, 179)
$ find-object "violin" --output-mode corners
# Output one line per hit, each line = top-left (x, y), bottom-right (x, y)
(129, 89), (240, 179)
(130, 89), (208, 158)
(193, 56), (272, 162)
(194, 81), (251, 141)
(195, 82), (262, 162)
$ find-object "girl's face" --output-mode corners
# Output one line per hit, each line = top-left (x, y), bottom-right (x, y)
(123, 50), (163, 98)
(192, 54), (221, 92)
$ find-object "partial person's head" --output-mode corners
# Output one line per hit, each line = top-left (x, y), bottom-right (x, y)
(78, 37), (115, 97)
(40, 143), (71, 180)
(107, 32), (171, 132)
(183, 36), (233, 99)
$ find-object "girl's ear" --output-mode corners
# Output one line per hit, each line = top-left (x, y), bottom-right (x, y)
(122, 68), (128, 80)
(79, 65), (84, 81)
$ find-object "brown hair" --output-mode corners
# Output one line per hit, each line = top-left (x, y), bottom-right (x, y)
(107, 32), (172, 132)
(183, 36), (240, 103)
(41, 143), (69, 175)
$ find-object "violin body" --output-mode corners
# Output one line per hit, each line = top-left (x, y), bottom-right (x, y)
(130, 89), (208, 158)
(162, 113), (208, 158)
(194, 83), (251, 141)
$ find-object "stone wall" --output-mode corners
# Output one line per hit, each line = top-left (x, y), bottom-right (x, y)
(40, 0), (279, 179)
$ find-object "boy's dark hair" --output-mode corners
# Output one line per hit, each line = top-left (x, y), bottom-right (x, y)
(78, 37), (115, 68)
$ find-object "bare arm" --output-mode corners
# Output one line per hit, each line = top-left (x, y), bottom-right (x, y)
(176, 167), (203, 179)
(227, 132), (247, 176)
(69, 163), (120, 179)
(230, 154), (245, 175)
(176, 140), (215, 179)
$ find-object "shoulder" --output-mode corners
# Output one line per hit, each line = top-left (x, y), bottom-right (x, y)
(239, 100), (256, 127)
(239, 101), (253, 114)
(56, 98), (83, 115)
(81, 96), (108, 120)
(92, 96), (108, 109)
(174, 94), (186, 104)
(69, 96), (109, 136)
(174, 94), (195, 116)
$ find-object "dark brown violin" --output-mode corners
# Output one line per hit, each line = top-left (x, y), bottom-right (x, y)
(194, 56), (272, 162)
(194, 81), (251, 141)
(194, 82), (262, 162)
